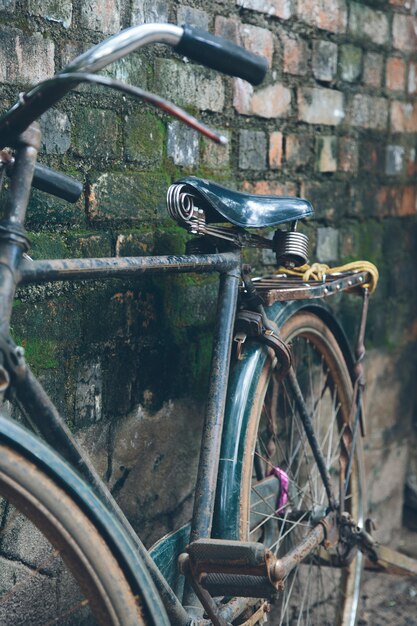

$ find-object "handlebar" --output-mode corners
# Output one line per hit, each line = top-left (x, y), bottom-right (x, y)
(0, 22), (268, 202)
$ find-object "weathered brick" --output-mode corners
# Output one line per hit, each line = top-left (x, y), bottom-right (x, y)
(73, 108), (120, 159)
(316, 136), (337, 172)
(202, 130), (231, 170)
(338, 137), (358, 173)
(239, 130), (267, 170)
(236, 0), (293, 20)
(363, 52), (383, 88)
(297, 0), (347, 34)
(300, 180), (349, 221)
(391, 101), (417, 132)
(234, 80), (291, 118)
(349, 94), (388, 130)
(312, 40), (338, 82)
(40, 109), (71, 154)
(409, 62), (417, 95)
(281, 32), (308, 75)
(400, 187), (417, 216)
(28, 0), (72, 29)
(393, 14), (417, 52)
(339, 44), (362, 83)
(298, 87), (344, 125)
(285, 133), (312, 168)
(104, 55), (145, 86)
(155, 59), (224, 113)
(0, 28), (55, 84)
(75, 361), (102, 424)
(88, 172), (168, 221)
(81, 0), (120, 34)
(316, 227), (338, 262)
(131, 0), (168, 24)
(215, 18), (274, 68)
(349, 2), (389, 45)
(385, 145), (405, 176)
(269, 131), (283, 169)
(376, 186), (417, 217)
(167, 121), (199, 167)
(386, 57), (406, 92)
(214, 16), (240, 43)
(242, 180), (298, 195)
(360, 141), (384, 175)
(125, 111), (164, 166)
(407, 147), (417, 176)
(177, 6), (209, 29)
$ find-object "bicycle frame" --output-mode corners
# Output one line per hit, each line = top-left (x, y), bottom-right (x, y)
(1, 22), (416, 626)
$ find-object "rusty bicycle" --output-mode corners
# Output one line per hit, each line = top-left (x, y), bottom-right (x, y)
(0, 20), (415, 626)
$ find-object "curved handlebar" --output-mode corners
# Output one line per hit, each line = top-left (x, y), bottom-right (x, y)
(63, 24), (183, 74)
(176, 25), (267, 86)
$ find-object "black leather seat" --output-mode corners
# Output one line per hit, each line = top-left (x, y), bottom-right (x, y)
(176, 177), (314, 228)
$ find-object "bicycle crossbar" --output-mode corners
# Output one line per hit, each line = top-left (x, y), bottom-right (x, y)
(18, 252), (240, 284)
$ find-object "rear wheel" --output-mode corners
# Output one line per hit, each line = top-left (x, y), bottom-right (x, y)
(239, 311), (364, 626)
(0, 441), (149, 626)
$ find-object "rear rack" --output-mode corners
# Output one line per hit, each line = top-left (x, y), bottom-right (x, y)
(252, 270), (370, 305)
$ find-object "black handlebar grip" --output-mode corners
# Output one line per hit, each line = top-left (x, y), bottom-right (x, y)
(175, 25), (268, 86)
(32, 164), (83, 203)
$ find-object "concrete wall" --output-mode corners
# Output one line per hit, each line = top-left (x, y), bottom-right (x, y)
(0, 0), (416, 547)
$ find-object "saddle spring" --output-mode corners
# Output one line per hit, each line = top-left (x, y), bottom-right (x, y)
(166, 183), (309, 267)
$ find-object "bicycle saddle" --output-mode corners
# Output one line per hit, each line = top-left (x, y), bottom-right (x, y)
(175, 176), (314, 228)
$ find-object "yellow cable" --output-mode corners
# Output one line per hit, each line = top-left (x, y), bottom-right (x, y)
(275, 261), (379, 293)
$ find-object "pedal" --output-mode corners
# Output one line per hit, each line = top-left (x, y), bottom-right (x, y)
(185, 538), (271, 577)
(180, 539), (278, 604)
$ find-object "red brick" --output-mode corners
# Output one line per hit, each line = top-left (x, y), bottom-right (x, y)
(338, 137), (358, 173)
(269, 131), (283, 169)
(407, 148), (417, 176)
(240, 24), (274, 68)
(215, 17), (274, 68)
(363, 52), (383, 88)
(393, 14), (417, 53)
(281, 32), (308, 76)
(376, 186), (417, 217)
(234, 80), (291, 118)
(242, 180), (298, 195)
(386, 57), (406, 92)
(391, 101), (417, 132)
(297, 0), (347, 34)
(236, 0), (293, 20)
(214, 16), (240, 44)
(400, 187), (417, 216)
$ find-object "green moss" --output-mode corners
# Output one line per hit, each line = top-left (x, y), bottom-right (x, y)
(17, 336), (59, 370)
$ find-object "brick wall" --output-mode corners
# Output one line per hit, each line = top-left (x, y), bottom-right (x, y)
(0, 0), (416, 543)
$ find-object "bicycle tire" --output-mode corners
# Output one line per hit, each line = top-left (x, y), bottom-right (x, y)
(0, 419), (158, 626)
(238, 310), (365, 626)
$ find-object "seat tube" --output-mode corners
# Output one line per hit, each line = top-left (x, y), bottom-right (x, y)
(0, 123), (39, 332)
(190, 259), (240, 544)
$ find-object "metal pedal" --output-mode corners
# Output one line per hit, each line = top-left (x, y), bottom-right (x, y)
(201, 572), (277, 598)
(186, 538), (270, 576)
